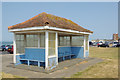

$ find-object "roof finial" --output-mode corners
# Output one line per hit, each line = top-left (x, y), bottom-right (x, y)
(41, 12), (47, 14)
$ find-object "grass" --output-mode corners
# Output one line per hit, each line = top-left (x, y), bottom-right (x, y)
(1, 72), (27, 79)
(71, 47), (118, 78)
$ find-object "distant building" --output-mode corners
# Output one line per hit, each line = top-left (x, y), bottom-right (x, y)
(113, 33), (118, 41)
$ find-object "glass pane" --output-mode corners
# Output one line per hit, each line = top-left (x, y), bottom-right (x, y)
(59, 36), (70, 46)
(49, 41), (55, 48)
(16, 34), (25, 54)
(86, 35), (88, 50)
(49, 33), (55, 40)
(72, 36), (84, 46)
(21, 35), (24, 40)
(34, 40), (38, 47)
(48, 48), (55, 56)
(26, 34), (38, 47)
(48, 33), (56, 56)
(59, 36), (64, 46)
(16, 35), (21, 40)
(40, 33), (45, 48)
(66, 36), (70, 46)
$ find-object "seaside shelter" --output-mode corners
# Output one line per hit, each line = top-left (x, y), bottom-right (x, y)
(8, 12), (93, 70)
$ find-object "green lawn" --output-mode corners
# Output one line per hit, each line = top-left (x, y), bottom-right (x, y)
(71, 47), (118, 78)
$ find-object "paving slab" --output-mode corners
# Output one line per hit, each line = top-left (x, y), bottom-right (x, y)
(2, 52), (103, 78)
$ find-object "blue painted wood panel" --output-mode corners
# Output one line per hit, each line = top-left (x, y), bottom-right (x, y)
(16, 55), (25, 65)
(58, 47), (71, 54)
(48, 57), (57, 69)
(16, 47), (87, 66)
(71, 47), (84, 59)
(58, 46), (84, 59)
(25, 48), (45, 62)
(85, 51), (89, 57)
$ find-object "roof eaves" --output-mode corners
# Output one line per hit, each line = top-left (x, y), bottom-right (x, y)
(9, 26), (92, 35)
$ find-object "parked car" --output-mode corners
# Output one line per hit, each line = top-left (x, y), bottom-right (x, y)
(98, 42), (109, 47)
(116, 43), (120, 47)
(97, 42), (103, 47)
(7, 45), (13, 54)
(92, 42), (99, 46)
(89, 41), (93, 46)
(1, 45), (6, 51)
(112, 42), (119, 47)
(5, 45), (11, 50)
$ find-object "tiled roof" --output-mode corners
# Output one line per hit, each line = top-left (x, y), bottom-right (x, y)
(8, 12), (93, 33)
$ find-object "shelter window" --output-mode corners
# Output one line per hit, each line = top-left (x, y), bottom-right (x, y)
(16, 34), (25, 54)
(48, 33), (56, 56)
(72, 36), (84, 46)
(59, 36), (70, 46)
(39, 33), (45, 48)
(26, 34), (38, 48)
(86, 35), (88, 50)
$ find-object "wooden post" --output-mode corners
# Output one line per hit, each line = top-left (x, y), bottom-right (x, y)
(56, 32), (58, 65)
(24, 34), (26, 50)
(13, 33), (16, 63)
(70, 36), (72, 46)
(84, 35), (86, 58)
(88, 36), (89, 54)
(45, 31), (49, 69)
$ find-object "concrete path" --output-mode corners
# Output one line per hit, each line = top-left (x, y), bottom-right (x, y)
(0, 51), (2, 54)
(2, 52), (103, 78)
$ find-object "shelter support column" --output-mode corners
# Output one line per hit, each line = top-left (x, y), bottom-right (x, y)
(84, 35), (86, 58)
(70, 36), (72, 46)
(13, 33), (16, 63)
(56, 32), (58, 65)
(24, 34), (26, 48)
(88, 36), (89, 54)
(84, 35), (89, 58)
(45, 31), (49, 69)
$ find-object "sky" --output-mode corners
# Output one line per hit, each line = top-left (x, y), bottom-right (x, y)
(2, 2), (118, 42)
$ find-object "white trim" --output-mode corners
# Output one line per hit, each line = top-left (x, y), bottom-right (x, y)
(15, 31), (45, 34)
(88, 36), (89, 54)
(9, 26), (44, 32)
(48, 55), (56, 58)
(16, 53), (24, 55)
(56, 32), (58, 65)
(13, 33), (16, 63)
(45, 31), (49, 69)
(9, 26), (92, 35)
(48, 26), (92, 34)
(84, 35), (86, 58)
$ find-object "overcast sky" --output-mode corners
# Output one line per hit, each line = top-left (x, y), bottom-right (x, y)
(2, 2), (118, 42)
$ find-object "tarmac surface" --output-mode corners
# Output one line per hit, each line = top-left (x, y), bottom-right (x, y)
(2, 52), (103, 78)
(0, 51), (2, 54)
